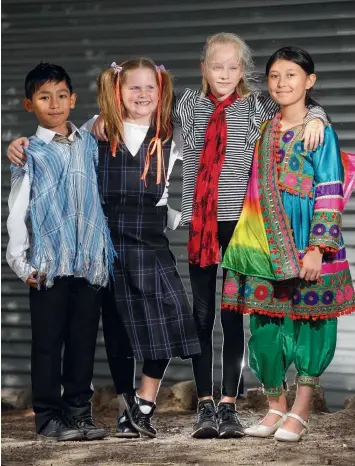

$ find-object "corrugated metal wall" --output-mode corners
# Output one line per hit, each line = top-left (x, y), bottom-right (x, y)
(2, 0), (355, 410)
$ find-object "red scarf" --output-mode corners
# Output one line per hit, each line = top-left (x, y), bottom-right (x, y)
(188, 92), (238, 267)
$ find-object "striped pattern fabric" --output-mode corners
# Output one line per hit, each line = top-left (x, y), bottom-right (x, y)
(15, 129), (116, 288)
(172, 89), (327, 225)
(98, 132), (201, 360)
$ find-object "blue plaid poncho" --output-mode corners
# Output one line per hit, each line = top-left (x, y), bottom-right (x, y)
(13, 129), (116, 288)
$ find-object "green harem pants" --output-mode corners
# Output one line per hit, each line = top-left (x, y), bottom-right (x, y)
(249, 315), (337, 396)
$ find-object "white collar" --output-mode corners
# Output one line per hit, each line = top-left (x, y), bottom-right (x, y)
(35, 121), (81, 144)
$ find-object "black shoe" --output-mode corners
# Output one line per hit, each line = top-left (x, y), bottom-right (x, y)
(71, 414), (107, 440)
(191, 400), (219, 439)
(37, 416), (84, 442)
(123, 393), (157, 438)
(115, 411), (140, 438)
(217, 402), (245, 439)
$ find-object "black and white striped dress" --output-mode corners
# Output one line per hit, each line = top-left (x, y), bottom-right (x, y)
(172, 89), (325, 225)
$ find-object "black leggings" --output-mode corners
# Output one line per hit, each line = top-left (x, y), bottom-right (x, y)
(101, 287), (169, 396)
(190, 221), (245, 398)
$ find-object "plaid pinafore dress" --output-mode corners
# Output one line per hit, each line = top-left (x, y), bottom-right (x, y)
(98, 128), (200, 360)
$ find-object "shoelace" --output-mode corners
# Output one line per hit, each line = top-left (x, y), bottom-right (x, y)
(196, 403), (216, 423)
(70, 414), (109, 433)
(52, 415), (68, 429)
(136, 411), (154, 428)
(218, 405), (238, 423)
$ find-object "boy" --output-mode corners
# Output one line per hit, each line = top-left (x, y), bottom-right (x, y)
(6, 63), (115, 441)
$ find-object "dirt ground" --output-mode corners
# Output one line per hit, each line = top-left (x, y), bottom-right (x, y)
(2, 407), (355, 466)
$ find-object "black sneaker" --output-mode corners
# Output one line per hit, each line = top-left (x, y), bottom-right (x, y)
(37, 416), (84, 442)
(191, 400), (219, 439)
(115, 411), (140, 438)
(123, 393), (157, 438)
(217, 402), (245, 439)
(71, 414), (107, 440)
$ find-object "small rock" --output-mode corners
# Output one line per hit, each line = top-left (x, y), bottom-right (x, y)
(1, 397), (15, 412)
(91, 387), (102, 407)
(344, 396), (355, 411)
(108, 397), (120, 411)
(170, 380), (197, 411)
(245, 388), (268, 410)
(156, 386), (175, 412)
(15, 386), (32, 409)
(97, 385), (116, 408)
(286, 384), (328, 413)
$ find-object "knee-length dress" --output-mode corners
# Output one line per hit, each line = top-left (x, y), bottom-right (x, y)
(98, 128), (200, 360)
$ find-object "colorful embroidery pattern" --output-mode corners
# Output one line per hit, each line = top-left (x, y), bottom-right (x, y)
(309, 209), (342, 250)
(296, 375), (320, 387)
(263, 385), (283, 396)
(222, 269), (355, 320)
(260, 119), (301, 280)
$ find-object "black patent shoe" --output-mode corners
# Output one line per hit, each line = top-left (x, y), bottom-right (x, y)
(115, 410), (140, 438)
(123, 393), (157, 438)
(191, 400), (219, 439)
(217, 402), (245, 439)
(38, 416), (84, 442)
(71, 414), (107, 440)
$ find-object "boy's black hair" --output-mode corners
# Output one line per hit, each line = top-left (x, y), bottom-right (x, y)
(25, 62), (73, 99)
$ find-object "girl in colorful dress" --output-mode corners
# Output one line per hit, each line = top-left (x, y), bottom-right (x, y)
(221, 46), (355, 442)
(7, 34), (327, 440)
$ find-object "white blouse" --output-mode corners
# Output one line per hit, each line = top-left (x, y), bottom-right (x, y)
(82, 116), (183, 226)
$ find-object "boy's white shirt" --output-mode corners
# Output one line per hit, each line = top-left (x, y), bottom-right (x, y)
(7, 120), (183, 282)
(6, 123), (81, 282)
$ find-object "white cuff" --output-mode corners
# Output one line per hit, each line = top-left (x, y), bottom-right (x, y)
(167, 206), (181, 230)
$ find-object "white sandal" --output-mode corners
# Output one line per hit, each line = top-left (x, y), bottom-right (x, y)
(274, 412), (309, 442)
(244, 409), (287, 438)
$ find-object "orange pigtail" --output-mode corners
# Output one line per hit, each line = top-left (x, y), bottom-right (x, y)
(141, 66), (166, 186)
(111, 64), (124, 157)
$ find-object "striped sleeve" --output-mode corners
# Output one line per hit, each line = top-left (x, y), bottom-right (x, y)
(256, 94), (279, 123)
(171, 88), (200, 128)
(304, 105), (329, 125)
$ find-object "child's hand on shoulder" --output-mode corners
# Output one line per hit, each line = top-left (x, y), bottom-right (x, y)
(92, 114), (108, 141)
(302, 119), (324, 151)
(300, 247), (323, 281)
(7, 137), (29, 167)
(26, 272), (46, 289)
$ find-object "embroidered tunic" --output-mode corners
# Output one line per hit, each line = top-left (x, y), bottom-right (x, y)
(222, 124), (355, 320)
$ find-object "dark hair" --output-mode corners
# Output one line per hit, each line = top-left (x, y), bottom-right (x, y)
(265, 46), (319, 107)
(25, 62), (73, 99)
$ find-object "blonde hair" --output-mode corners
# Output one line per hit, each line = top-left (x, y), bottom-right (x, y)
(201, 32), (258, 98)
(97, 57), (173, 184)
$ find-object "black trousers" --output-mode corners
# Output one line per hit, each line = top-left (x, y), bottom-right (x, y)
(102, 287), (169, 396)
(30, 277), (101, 433)
(190, 221), (245, 398)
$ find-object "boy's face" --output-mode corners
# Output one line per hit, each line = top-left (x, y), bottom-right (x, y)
(24, 80), (77, 132)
